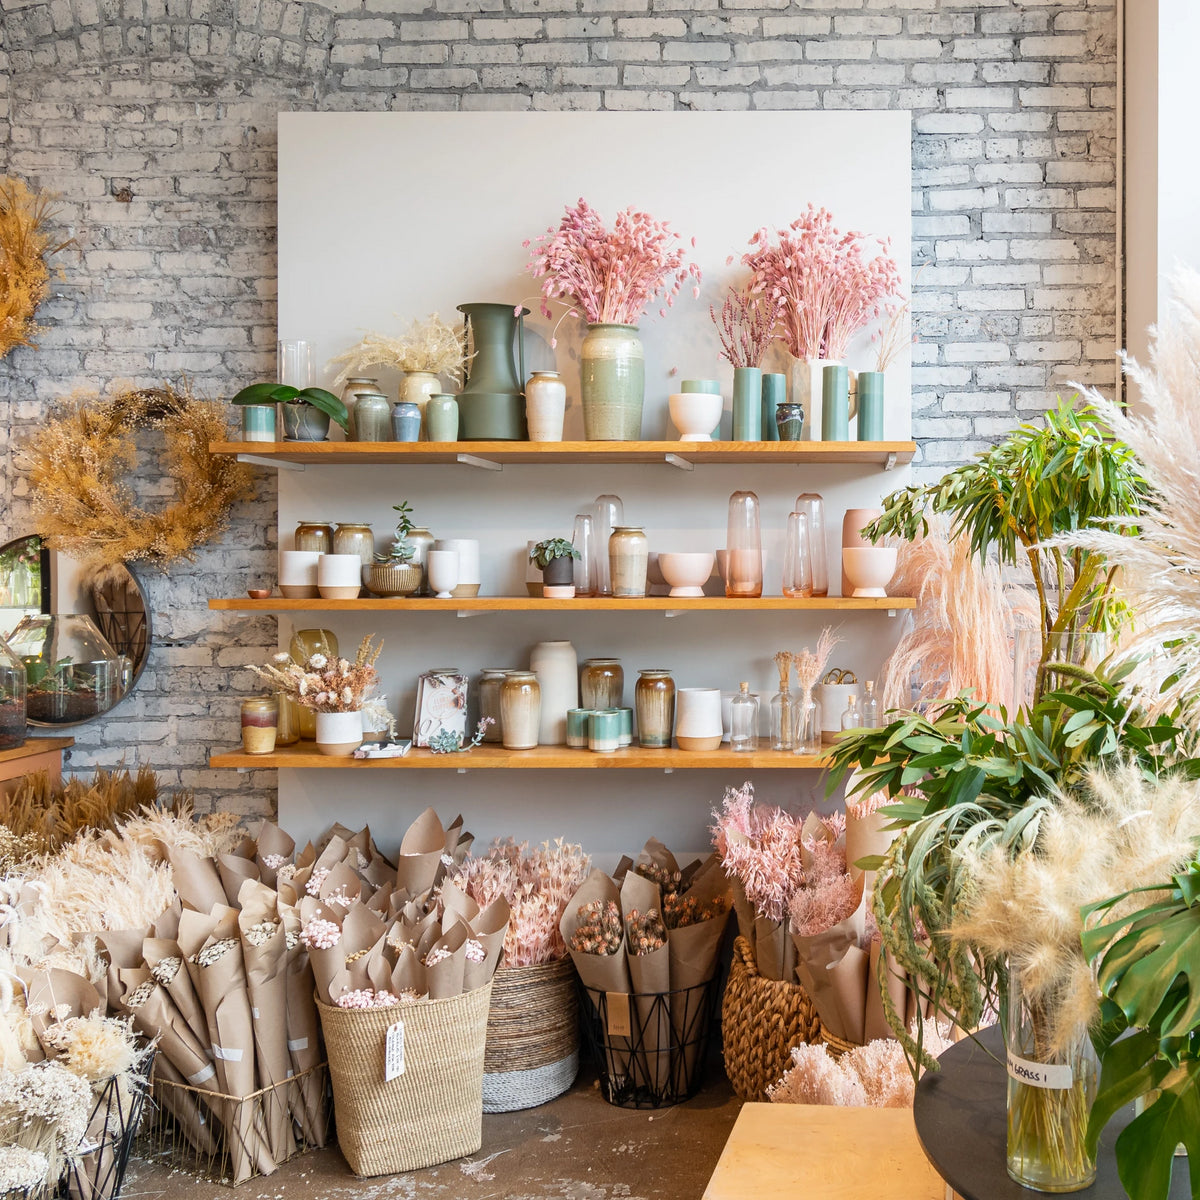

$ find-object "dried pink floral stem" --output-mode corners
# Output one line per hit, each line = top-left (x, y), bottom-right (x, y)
(793, 628), (842, 694)
(740, 205), (901, 362)
(710, 288), (782, 368)
(524, 198), (702, 338)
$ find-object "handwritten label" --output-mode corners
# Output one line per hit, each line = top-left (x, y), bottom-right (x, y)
(1007, 1049), (1073, 1090)
(606, 991), (632, 1039)
(385, 1021), (405, 1081)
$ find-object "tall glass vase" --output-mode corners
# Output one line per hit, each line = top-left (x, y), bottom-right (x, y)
(1005, 969), (1098, 1192)
(794, 687), (821, 755)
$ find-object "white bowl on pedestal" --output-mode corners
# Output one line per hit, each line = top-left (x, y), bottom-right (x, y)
(842, 547), (898, 597)
(668, 392), (723, 441)
(658, 552), (717, 598)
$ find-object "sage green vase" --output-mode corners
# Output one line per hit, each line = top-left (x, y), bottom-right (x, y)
(456, 302), (528, 440)
(581, 323), (645, 441)
(856, 370), (885, 441)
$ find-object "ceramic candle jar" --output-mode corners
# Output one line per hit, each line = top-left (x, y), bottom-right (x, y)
(635, 669), (675, 748)
(609, 526), (648, 598)
(500, 671), (541, 750)
(529, 640), (578, 745)
(581, 658), (623, 709)
(675, 687), (723, 751)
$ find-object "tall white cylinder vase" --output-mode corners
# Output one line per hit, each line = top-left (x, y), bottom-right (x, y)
(315, 709), (362, 757)
(529, 640), (578, 745)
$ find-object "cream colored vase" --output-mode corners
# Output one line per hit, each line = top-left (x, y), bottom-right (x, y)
(401, 371), (441, 439)
(790, 358), (840, 442)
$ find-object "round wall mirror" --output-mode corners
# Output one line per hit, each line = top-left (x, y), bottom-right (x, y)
(0, 535), (152, 727)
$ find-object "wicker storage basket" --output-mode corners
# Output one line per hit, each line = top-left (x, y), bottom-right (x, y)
(316, 981), (492, 1177)
(483, 957), (579, 1113)
(721, 936), (821, 1100)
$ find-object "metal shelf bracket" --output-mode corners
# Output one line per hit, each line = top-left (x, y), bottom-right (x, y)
(457, 453), (502, 472)
(237, 454), (305, 471)
(664, 454), (694, 472)
(883, 452), (897, 471)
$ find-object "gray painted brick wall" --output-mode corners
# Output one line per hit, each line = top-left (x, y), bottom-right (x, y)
(0, 0), (1119, 816)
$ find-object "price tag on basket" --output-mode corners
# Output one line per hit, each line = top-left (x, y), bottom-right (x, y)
(605, 991), (632, 1039)
(385, 1021), (405, 1081)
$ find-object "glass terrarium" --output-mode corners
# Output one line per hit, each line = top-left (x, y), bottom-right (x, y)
(6, 614), (123, 727)
(0, 633), (27, 749)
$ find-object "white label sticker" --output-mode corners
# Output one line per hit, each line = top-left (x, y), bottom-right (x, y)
(385, 1021), (405, 1081)
(187, 1063), (216, 1085)
(212, 1046), (244, 1063)
(1007, 1049), (1074, 1090)
(287, 1037), (308, 1052)
(251, 1007), (260, 1020)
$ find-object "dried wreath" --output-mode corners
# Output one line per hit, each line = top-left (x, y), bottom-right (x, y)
(0, 177), (72, 362)
(21, 383), (252, 569)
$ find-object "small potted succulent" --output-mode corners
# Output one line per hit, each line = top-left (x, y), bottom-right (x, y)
(530, 537), (580, 599)
(366, 502), (423, 598)
(231, 382), (349, 443)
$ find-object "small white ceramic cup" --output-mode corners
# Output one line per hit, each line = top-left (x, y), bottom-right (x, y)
(676, 687), (723, 751)
(427, 549), (460, 599)
(316, 553), (363, 600)
(433, 538), (481, 597)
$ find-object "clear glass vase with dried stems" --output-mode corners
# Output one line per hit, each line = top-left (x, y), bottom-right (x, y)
(770, 650), (795, 751)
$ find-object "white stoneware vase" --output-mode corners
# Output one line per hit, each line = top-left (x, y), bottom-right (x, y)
(529, 640), (578, 745)
(315, 709), (362, 757)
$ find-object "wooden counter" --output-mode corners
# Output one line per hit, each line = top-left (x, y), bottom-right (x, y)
(703, 1104), (946, 1200)
(0, 736), (74, 794)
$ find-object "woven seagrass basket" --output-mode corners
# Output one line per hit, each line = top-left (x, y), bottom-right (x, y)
(483, 957), (579, 1113)
(316, 981), (492, 1177)
(721, 936), (820, 1101)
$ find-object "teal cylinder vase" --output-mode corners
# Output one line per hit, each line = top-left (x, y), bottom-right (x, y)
(731, 367), (763, 441)
(761, 373), (786, 442)
(456, 302), (528, 440)
(820, 364), (852, 441)
(426, 393), (460, 442)
(856, 371), (885, 441)
(581, 323), (645, 441)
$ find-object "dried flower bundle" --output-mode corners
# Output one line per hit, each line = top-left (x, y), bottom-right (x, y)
(0, 176), (72, 362)
(451, 837), (590, 967)
(524, 198), (701, 335)
(793, 628), (841, 694)
(329, 313), (465, 387)
(625, 908), (667, 956)
(950, 761), (1200, 1055)
(710, 287), (781, 369)
(250, 635), (382, 714)
(0, 1059), (91, 1191)
(773, 650), (793, 692)
(334, 988), (417, 1010)
(38, 1014), (138, 1083)
(740, 205), (901, 362)
(568, 899), (623, 956)
(299, 917), (340, 950)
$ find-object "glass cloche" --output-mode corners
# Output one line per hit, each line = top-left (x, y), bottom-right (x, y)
(6, 614), (123, 727)
(0, 633), (26, 749)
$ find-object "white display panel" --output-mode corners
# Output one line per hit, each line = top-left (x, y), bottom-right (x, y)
(275, 111), (912, 862)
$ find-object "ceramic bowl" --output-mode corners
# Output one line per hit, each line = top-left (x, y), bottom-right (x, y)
(668, 392), (723, 441)
(842, 546), (898, 597)
(364, 561), (422, 598)
(247, 588), (271, 600)
(658, 551), (716, 598)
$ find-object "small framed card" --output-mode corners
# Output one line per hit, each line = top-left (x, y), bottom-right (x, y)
(412, 669), (469, 748)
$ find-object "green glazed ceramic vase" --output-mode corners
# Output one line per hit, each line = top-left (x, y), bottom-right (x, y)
(856, 371), (885, 441)
(732, 366), (763, 440)
(580, 323), (645, 441)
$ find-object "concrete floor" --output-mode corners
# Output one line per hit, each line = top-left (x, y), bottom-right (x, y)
(124, 1063), (743, 1200)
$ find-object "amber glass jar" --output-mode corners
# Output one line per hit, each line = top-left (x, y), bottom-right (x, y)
(580, 658), (624, 710)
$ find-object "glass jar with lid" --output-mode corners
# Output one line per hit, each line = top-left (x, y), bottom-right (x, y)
(0, 633), (27, 750)
(294, 522), (334, 554)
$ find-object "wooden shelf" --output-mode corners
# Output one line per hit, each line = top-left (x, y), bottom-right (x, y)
(0, 737), (74, 767)
(210, 739), (831, 771)
(210, 595), (915, 613)
(213, 439), (916, 468)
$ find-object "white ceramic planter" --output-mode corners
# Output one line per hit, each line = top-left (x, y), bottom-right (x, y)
(675, 687), (723, 751)
(317, 553), (363, 600)
(315, 709), (362, 757)
(529, 640), (578, 745)
(433, 538), (481, 598)
(279, 550), (321, 599)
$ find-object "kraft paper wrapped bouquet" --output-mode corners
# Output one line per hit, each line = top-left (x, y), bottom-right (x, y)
(559, 839), (731, 1106)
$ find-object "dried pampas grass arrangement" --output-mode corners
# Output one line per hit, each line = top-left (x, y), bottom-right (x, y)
(951, 760), (1200, 1055)
(1054, 268), (1200, 726)
(0, 765), (163, 857)
(879, 519), (1028, 714)
(118, 801), (244, 862)
(329, 312), (465, 388)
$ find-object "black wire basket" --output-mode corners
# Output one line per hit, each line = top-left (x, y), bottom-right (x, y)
(577, 975), (720, 1109)
(57, 1050), (156, 1200)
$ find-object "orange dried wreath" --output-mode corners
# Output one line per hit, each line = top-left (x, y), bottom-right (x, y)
(21, 383), (253, 569)
(0, 176), (71, 362)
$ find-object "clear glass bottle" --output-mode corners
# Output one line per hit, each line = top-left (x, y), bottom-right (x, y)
(0, 633), (27, 750)
(730, 682), (759, 752)
(592, 495), (624, 596)
(861, 680), (880, 729)
(782, 510), (813, 598)
(275, 693), (300, 746)
(794, 689), (822, 756)
(794, 493), (828, 597)
(572, 514), (596, 596)
(770, 682), (794, 751)
(840, 692), (862, 732)
(725, 490), (763, 598)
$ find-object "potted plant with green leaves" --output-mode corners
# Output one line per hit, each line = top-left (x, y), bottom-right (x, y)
(365, 502), (422, 598)
(231, 382), (349, 443)
(530, 537), (580, 599)
(828, 399), (1170, 1192)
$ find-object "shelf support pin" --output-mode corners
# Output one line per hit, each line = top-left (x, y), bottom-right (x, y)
(456, 453), (502, 472)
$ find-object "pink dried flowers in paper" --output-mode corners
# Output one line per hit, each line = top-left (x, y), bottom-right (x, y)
(524, 198), (702, 338)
